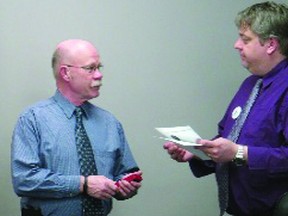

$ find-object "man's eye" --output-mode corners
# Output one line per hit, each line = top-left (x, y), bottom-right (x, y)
(82, 66), (93, 72)
(83, 64), (103, 73)
(88, 66), (96, 71)
(241, 37), (250, 44)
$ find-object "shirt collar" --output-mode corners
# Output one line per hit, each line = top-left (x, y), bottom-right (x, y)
(262, 58), (288, 90)
(52, 90), (92, 119)
(52, 90), (78, 119)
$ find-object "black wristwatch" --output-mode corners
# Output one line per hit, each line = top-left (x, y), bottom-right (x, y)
(232, 145), (245, 166)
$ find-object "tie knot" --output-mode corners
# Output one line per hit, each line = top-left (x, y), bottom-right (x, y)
(75, 107), (83, 119)
(256, 78), (263, 88)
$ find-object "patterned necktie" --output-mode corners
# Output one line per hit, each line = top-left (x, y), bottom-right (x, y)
(75, 107), (104, 216)
(216, 79), (262, 216)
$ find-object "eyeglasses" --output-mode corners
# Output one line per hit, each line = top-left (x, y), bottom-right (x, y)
(63, 63), (103, 74)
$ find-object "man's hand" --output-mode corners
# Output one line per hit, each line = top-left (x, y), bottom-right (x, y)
(114, 171), (143, 200)
(163, 141), (194, 162)
(86, 175), (118, 200)
(196, 137), (238, 163)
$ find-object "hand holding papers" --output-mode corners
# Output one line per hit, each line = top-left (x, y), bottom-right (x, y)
(155, 125), (209, 160)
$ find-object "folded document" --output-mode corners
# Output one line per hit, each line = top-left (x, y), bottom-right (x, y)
(155, 125), (209, 160)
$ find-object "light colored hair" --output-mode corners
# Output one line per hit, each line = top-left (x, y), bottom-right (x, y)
(235, 1), (288, 56)
(51, 49), (60, 79)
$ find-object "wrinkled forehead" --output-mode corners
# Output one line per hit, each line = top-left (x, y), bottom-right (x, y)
(57, 39), (100, 64)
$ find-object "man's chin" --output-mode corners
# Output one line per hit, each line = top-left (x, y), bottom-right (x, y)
(91, 92), (100, 99)
(83, 92), (100, 101)
(240, 60), (248, 68)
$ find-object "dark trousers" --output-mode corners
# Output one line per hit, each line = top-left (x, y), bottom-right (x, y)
(21, 207), (43, 216)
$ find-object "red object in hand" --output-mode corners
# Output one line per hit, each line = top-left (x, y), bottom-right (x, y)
(115, 173), (143, 187)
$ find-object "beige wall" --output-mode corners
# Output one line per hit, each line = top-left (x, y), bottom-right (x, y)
(1, 1), (286, 215)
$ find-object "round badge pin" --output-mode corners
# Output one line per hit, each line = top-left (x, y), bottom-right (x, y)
(232, 106), (242, 119)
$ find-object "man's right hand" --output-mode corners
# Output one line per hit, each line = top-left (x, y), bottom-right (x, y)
(163, 141), (194, 162)
(85, 175), (118, 200)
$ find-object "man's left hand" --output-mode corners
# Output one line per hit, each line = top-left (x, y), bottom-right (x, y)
(114, 171), (142, 200)
(196, 137), (238, 163)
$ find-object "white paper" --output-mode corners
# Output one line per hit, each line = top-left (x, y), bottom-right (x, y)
(155, 125), (209, 160)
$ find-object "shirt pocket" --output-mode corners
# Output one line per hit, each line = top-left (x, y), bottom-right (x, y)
(95, 151), (117, 178)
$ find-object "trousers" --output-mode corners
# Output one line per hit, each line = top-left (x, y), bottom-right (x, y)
(22, 207), (42, 216)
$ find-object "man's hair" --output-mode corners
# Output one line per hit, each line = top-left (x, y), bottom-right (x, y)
(235, 1), (288, 57)
(51, 50), (59, 79)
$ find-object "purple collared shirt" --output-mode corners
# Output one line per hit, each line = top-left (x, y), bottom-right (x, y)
(189, 59), (288, 216)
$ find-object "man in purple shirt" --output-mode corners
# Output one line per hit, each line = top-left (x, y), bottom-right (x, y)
(163, 2), (288, 216)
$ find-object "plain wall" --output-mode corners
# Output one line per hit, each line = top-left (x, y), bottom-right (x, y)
(1, 1), (286, 215)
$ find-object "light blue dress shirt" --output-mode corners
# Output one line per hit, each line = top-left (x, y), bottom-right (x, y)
(11, 90), (139, 216)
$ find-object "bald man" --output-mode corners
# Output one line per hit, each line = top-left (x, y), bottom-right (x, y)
(11, 39), (142, 216)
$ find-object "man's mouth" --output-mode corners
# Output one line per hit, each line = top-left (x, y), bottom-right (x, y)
(91, 80), (102, 88)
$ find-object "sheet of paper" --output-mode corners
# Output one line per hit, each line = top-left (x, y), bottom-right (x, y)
(155, 125), (209, 160)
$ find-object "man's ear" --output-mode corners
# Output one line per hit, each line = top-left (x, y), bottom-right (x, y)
(60, 66), (71, 81)
(267, 37), (279, 55)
